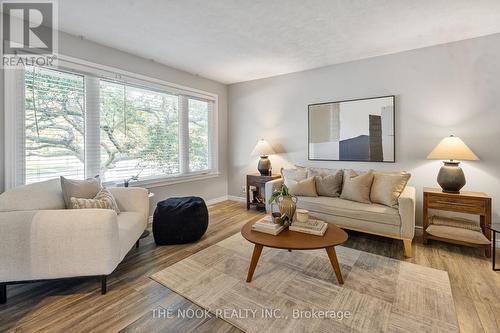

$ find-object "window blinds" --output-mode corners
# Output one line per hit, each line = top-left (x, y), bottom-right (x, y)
(24, 66), (86, 184)
(85, 76), (101, 178)
(99, 79), (181, 182)
(8, 63), (217, 187)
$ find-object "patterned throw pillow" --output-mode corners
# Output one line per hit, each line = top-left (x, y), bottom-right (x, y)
(70, 187), (120, 214)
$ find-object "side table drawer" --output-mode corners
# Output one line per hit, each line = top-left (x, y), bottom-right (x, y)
(427, 196), (486, 214)
(249, 180), (268, 186)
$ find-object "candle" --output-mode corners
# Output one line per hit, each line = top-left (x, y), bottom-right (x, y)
(296, 209), (309, 223)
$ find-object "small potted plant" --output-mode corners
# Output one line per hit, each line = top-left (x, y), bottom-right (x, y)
(269, 184), (297, 221)
(124, 175), (139, 187)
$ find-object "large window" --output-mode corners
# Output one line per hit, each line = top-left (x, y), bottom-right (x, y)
(9, 63), (217, 187)
(24, 67), (85, 183)
(99, 80), (180, 182)
(189, 98), (210, 172)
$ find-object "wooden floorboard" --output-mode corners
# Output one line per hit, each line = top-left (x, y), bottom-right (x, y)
(1, 200), (499, 332)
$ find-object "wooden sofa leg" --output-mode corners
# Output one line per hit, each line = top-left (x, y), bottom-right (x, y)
(403, 239), (412, 258)
(101, 276), (107, 295)
(0, 283), (6, 304)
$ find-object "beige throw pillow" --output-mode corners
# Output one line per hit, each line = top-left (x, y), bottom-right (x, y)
(61, 176), (102, 208)
(340, 170), (374, 203)
(287, 176), (318, 197)
(308, 168), (343, 197)
(370, 172), (411, 207)
(70, 187), (120, 214)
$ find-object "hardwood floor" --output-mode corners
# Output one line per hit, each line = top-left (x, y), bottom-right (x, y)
(1, 200), (499, 332)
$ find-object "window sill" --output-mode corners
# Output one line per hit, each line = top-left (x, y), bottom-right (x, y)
(108, 171), (221, 189)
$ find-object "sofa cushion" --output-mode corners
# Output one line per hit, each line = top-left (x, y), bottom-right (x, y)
(61, 176), (102, 208)
(340, 170), (374, 204)
(370, 172), (411, 207)
(0, 178), (65, 212)
(297, 196), (401, 226)
(308, 168), (343, 197)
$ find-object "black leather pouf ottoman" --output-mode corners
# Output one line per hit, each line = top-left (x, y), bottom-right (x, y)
(153, 196), (209, 245)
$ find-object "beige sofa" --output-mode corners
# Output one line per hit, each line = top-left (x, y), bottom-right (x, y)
(265, 171), (416, 257)
(0, 179), (149, 304)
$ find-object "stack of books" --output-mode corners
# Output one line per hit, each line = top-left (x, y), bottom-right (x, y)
(251, 216), (286, 235)
(289, 219), (328, 236)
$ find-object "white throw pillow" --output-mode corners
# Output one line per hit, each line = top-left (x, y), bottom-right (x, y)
(281, 167), (308, 188)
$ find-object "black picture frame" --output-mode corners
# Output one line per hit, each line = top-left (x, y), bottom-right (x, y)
(308, 95), (396, 163)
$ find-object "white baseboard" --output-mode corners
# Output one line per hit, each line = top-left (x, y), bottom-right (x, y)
(205, 195), (230, 205)
(206, 195), (245, 203)
(227, 195), (246, 202)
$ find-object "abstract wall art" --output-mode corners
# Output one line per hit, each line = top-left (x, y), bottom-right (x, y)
(308, 95), (395, 162)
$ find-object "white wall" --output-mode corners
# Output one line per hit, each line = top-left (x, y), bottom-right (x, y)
(228, 33), (500, 226)
(0, 32), (229, 211)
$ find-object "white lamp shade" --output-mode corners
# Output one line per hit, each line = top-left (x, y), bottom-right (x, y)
(252, 139), (275, 156)
(427, 135), (479, 161)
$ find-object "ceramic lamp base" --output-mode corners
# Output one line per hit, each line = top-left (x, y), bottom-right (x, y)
(257, 155), (271, 176)
(437, 161), (466, 194)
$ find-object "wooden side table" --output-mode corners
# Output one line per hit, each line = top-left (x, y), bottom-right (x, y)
(246, 173), (281, 210)
(423, 187), (492, 257)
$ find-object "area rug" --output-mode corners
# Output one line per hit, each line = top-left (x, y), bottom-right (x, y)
(151, 233), (458, 332)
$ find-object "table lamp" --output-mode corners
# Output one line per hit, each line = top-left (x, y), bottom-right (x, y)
(252, 139), (275, 176)
(427, 135), (479, 193)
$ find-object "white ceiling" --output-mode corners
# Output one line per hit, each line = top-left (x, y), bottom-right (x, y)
(58, 0), (500, 84)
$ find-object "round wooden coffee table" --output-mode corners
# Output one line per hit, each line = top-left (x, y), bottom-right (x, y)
(241, 220), (348, 284)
